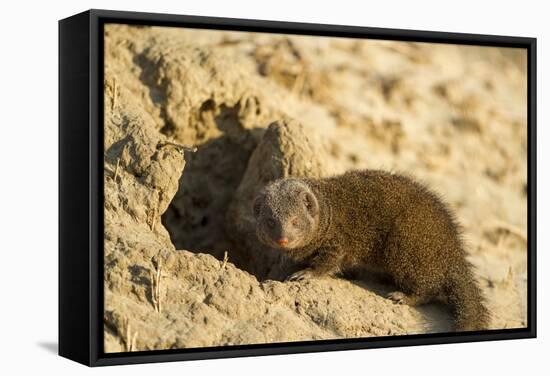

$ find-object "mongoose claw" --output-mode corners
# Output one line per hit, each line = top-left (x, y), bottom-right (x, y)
(286, 269), (314, 282)
(387, 291), (408, 305)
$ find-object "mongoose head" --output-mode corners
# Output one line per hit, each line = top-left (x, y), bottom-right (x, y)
(253, 179), (320, 250)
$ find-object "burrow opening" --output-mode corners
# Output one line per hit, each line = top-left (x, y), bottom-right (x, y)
(161, 100), (268, 278)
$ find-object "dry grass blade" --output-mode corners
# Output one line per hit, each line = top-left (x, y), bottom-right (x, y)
(113, 158), (120, 182)
(159, 141), (197, 153)
(131, 331), (138, 352)
(112, 77), (118, 111)
(123, 318), (138, 352)
(221, 251), (229, 270)
(149, 207), (158, 231)
(150, 256), (163, 313)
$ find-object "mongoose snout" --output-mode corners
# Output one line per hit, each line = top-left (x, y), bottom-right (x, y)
(253, 169), (490, 332)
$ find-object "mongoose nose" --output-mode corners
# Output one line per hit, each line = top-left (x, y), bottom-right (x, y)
(277, 238), (289, 246)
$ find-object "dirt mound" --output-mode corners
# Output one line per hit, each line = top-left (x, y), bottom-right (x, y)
(103, 24), (527, 352)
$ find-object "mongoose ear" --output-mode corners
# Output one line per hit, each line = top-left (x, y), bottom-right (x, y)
(303, 190), (319, 215)
(253, 195), (263, 218)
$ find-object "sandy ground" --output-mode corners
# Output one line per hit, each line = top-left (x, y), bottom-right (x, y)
(103, 24), (527, 352)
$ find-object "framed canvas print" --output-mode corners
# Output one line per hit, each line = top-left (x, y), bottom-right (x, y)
(59, 9), (537, 366)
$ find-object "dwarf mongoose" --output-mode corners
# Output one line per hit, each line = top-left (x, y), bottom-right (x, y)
(253, 170), (489, 331)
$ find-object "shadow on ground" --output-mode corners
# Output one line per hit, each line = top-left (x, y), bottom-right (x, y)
(37, 341), (58, 355)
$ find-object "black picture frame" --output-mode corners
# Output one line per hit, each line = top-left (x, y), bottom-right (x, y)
(59, 9), (537, 367)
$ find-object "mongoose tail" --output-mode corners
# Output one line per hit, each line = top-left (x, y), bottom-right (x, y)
(446, 262), (490, 331)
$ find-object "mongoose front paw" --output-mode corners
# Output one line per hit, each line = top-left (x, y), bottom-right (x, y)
(286, 269), (315, 282)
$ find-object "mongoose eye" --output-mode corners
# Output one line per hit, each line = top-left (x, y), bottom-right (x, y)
(266, 219), (276, 228)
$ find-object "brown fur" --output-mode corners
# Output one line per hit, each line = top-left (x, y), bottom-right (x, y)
(254, 170), (490, 331)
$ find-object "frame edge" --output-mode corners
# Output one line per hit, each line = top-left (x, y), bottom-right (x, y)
(59, 10), (93, 367)
(61, 8), (538, 367)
